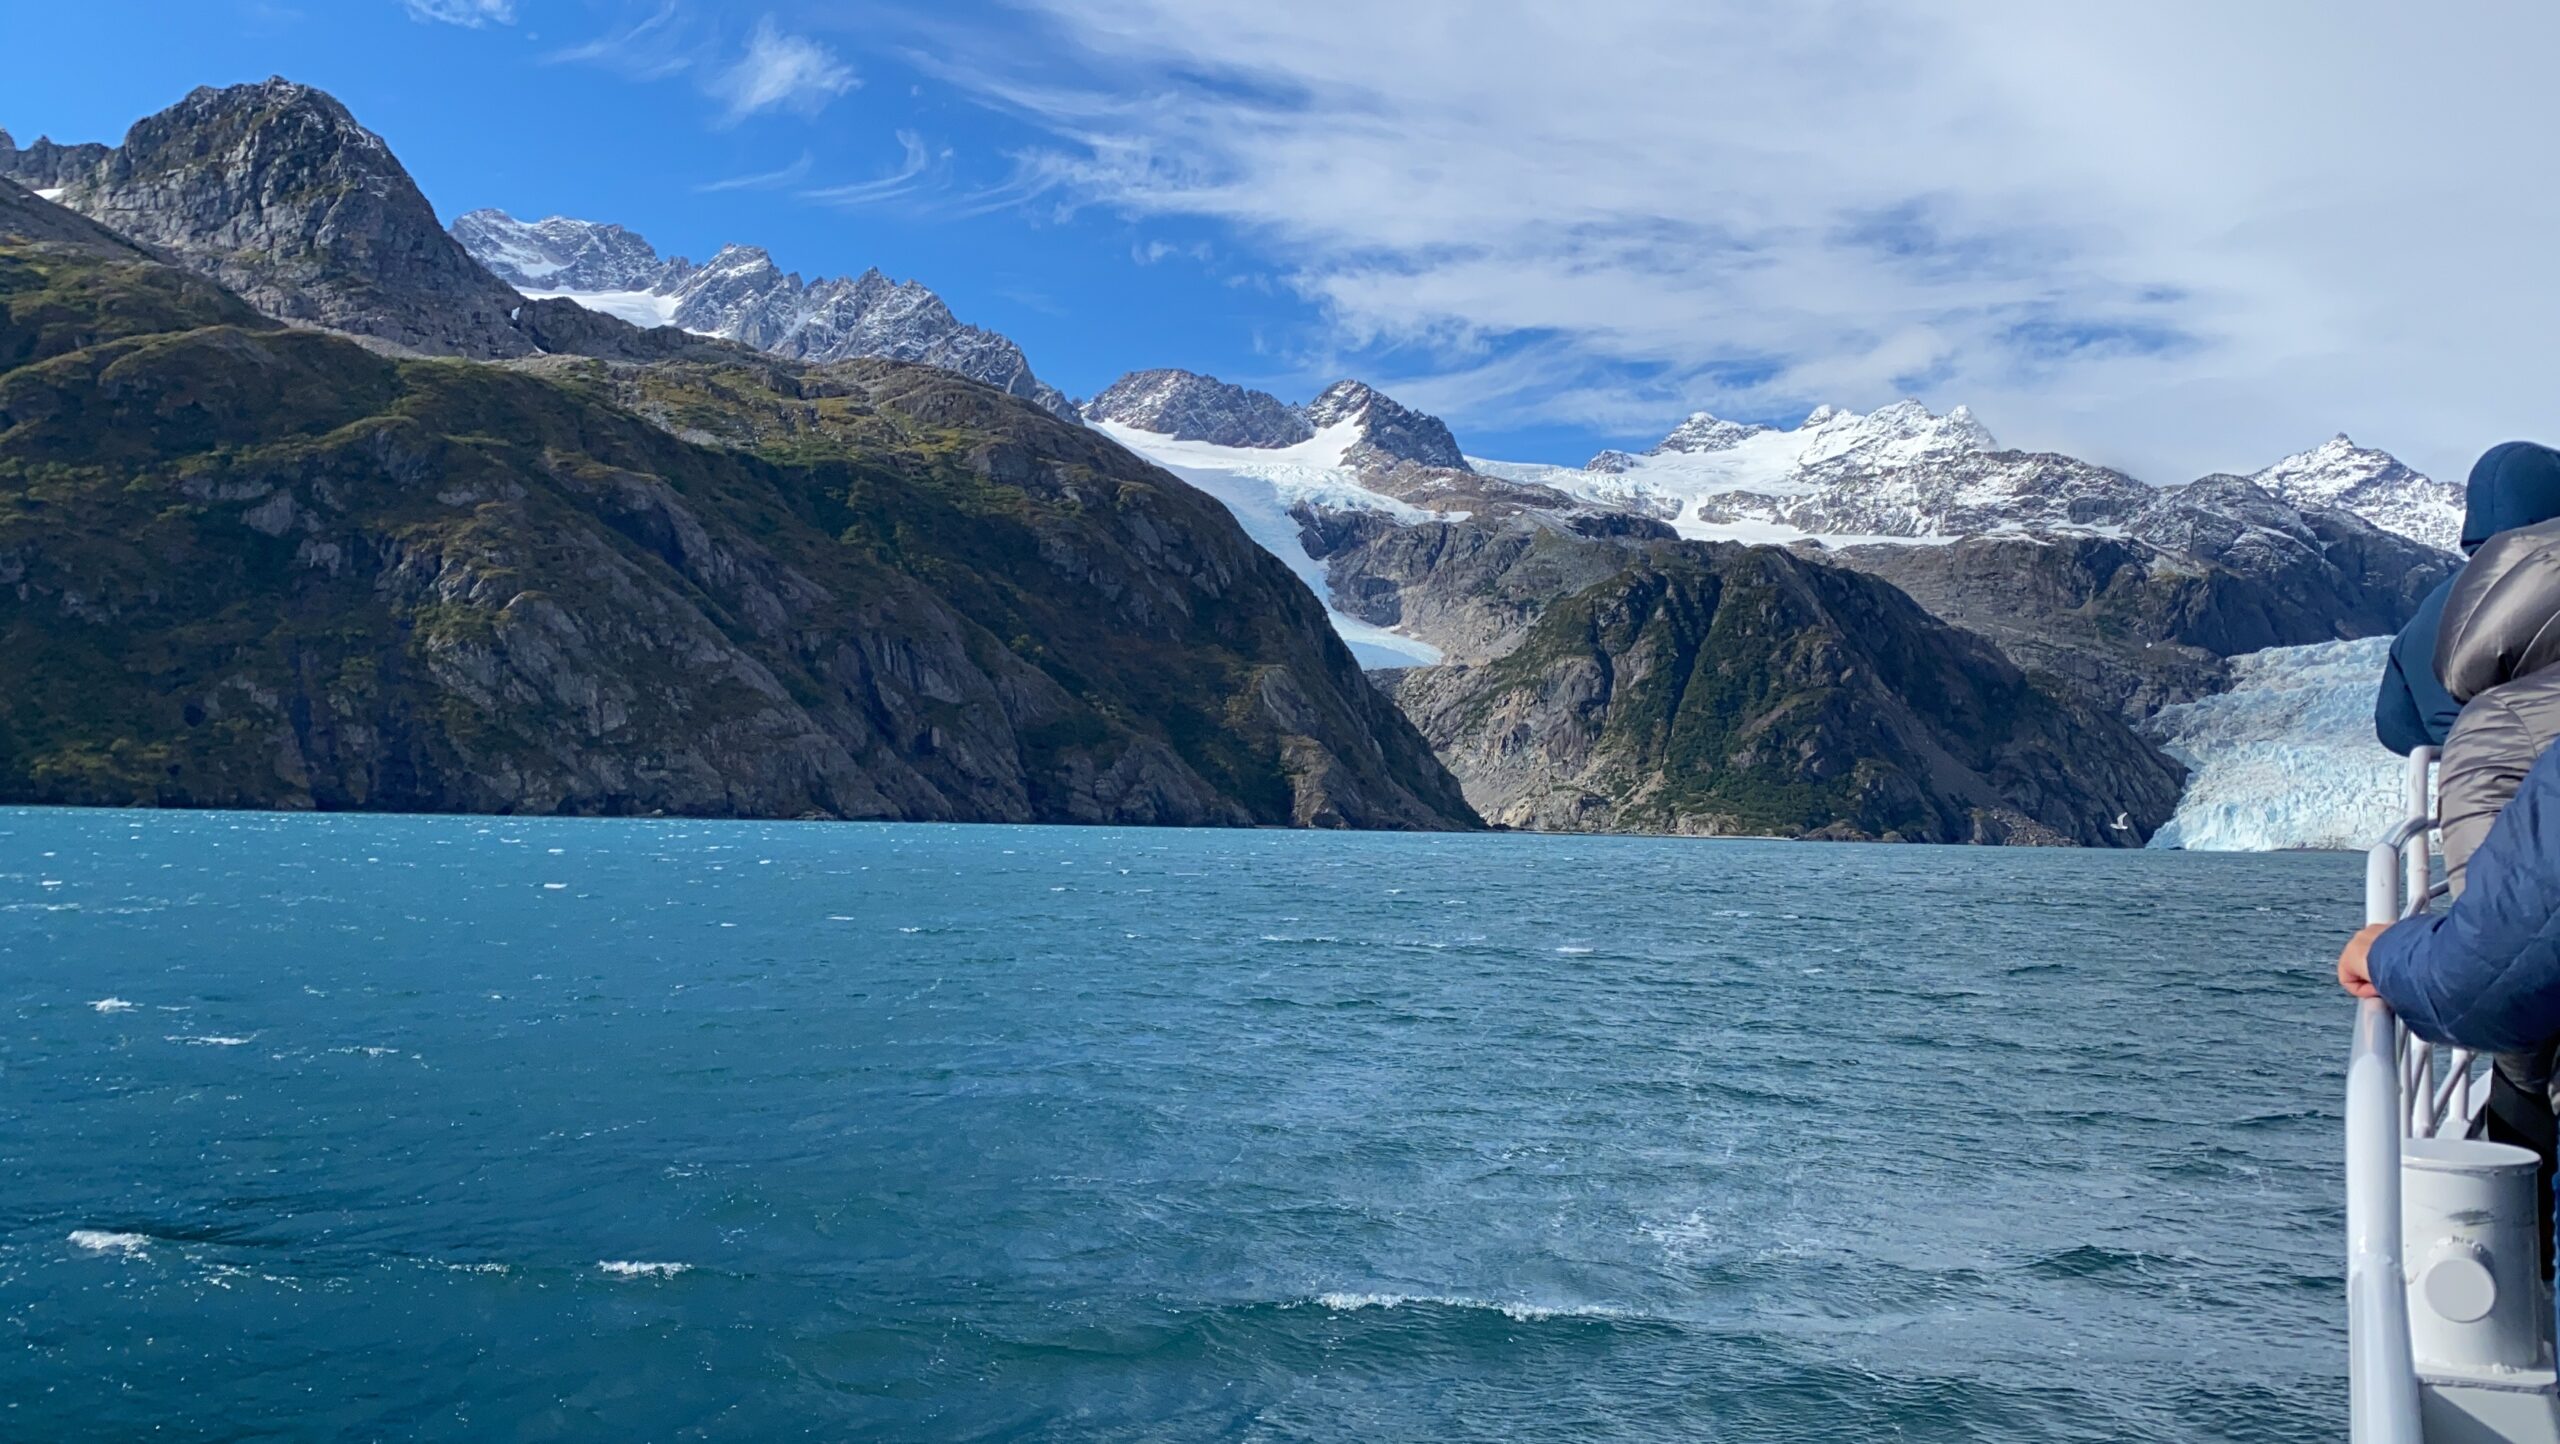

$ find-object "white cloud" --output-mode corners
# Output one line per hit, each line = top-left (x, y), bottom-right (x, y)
(697, 151), (814, 193)
(710, 16), (857, 124)
(801, 131), (933, 207)
(549, 1), (693, 79)
(403, 0), (513, 26)
(927, 0), (2560, 482)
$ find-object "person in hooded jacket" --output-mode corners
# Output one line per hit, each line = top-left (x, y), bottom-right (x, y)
(2344, 515), (2560, 1266)
(2375, 441), (2560, 755)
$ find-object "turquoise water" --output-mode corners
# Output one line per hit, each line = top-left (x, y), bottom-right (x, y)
(2, 809), (2356, 1441)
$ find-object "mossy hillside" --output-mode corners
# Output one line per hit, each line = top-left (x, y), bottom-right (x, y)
(1436, 543), (2185, 842)
(0, 243), (1474, 827)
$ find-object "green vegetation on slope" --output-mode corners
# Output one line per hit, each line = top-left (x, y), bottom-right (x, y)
(0, 241), (1475, 828)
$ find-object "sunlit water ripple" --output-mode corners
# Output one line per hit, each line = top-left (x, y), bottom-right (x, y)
(0, 808), (2355, 1441)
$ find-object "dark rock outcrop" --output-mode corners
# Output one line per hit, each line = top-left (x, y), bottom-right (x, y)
(1392, 543), (2184, 843)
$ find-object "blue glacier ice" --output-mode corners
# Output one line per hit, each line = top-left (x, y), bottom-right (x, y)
(2146, 637), (2406, 852)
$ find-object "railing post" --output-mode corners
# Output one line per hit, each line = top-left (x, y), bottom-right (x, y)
(2350, 996), (2428, 1441)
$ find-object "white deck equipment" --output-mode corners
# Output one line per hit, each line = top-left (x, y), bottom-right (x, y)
(2348, 747), (2560, 1442)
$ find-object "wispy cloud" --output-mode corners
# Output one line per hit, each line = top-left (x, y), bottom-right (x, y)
(402, 0), (512, 26)
(916, 0), (2560, 481)
(1132, 239), (1212, 266)
(548, 1), (693, 81)
(696, 151), (814, 193)
(801, 131), (936, 208)
(710, 16), (857, 124)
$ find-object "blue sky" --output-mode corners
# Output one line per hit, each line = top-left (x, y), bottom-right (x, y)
(12, 1), (2560, 483)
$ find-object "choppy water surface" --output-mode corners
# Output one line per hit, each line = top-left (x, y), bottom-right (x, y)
(1, 810), (2357, 1441)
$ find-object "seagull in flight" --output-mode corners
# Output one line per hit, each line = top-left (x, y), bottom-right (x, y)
(2109, 812), (2132, 832)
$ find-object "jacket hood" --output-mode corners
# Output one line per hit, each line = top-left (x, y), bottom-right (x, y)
(2461, 441), (2560, 552)
(2438, 516), (2560, 702)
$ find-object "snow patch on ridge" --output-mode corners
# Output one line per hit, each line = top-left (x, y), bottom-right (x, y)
(2144, 638), (2404, 851)
(1095, 419), (1445, 667)
(521, 287), (683, 330)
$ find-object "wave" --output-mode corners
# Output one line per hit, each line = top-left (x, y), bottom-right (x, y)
(598, 1261), (692, 1279)
(1304, 1291), (1645, 1324)
(68, 1230), (150, 1256)
(165, 1034), (254, 1046)
(89, 997), (135, 1013)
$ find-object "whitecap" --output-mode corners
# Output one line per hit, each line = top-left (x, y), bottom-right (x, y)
(1309, 1291), (1636, 1323)
(1555, 946), (1595, 956)
(541, 883), (567, 891)
(598, 1261), (691, 1278)
(68, 1230), (149, 1256)
(90, 997), (136, 1013)
(165, 1034), (252, 1046)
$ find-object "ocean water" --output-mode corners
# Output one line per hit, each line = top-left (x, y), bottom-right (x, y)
(1, 809), (2360, 1442)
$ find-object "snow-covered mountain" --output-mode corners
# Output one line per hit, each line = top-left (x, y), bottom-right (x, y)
(1474, 401), (2462, 561)
(451, 209), (1077, 422)
(1083, 369), (1474, 476)
(2250, 435), (2463, 552)
(2143, 638), (2406, 851)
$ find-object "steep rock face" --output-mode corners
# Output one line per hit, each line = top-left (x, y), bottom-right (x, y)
(1082, 368), (1314, 448)
(0, 130), (113, 191)
(1299, 509), (1657, 664)
(28, 79), (535, 359)
(1307, 380), (1471, 472)
(0, 234), (1475, 830)
(453, 210), (1079, 422)
(1392, 544), (2184, 843)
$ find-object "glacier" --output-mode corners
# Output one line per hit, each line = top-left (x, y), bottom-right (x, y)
(2145, 637), (2407, 851)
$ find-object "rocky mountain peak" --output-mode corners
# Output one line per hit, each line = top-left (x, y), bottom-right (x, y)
(2249, 434), (2459, 551)
(1796, 399), (1997, 472)
(0, 128), (113, 192)
(1083, 369), (1316, 449)
(1651, 412), (1773, 455)
(20, 77), (535, 359)
(449, 211), (1079, 423)
(1585, 449), (1640, 473)
(1306, 380), (1471, 473)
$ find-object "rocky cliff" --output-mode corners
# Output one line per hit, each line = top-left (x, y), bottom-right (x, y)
(10, 79), (540, 360)
(0, 212), (1477, 829)
(1391, 542), (2183, 843)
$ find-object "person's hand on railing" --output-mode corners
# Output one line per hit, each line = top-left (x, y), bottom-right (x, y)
(2338, 923), (2390, 998)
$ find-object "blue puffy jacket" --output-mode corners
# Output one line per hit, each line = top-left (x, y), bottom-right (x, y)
(2372, 737), (2560, 1051)
(2375, 442), (2560, 756)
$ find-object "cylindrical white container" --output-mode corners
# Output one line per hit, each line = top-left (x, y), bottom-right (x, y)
(2403, 1135), (2544, 1374)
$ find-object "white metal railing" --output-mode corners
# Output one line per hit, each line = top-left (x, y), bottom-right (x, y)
(2348, 747), (2455, 1443)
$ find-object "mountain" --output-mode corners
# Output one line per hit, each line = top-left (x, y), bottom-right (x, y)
(2143, 637), (2405, 850)
(1389, 541), (2184, 843)
(451, 209), (1078, 423)
(3, 79), (541, 360)
(1081, 368), (1314, 448)
(0, 185), (1476, 830)
(448, 209), (670, 293)
(0, 131), (111, 192)
(2248, 434), (2463, 552)
(1305, 379), (1472, 473)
